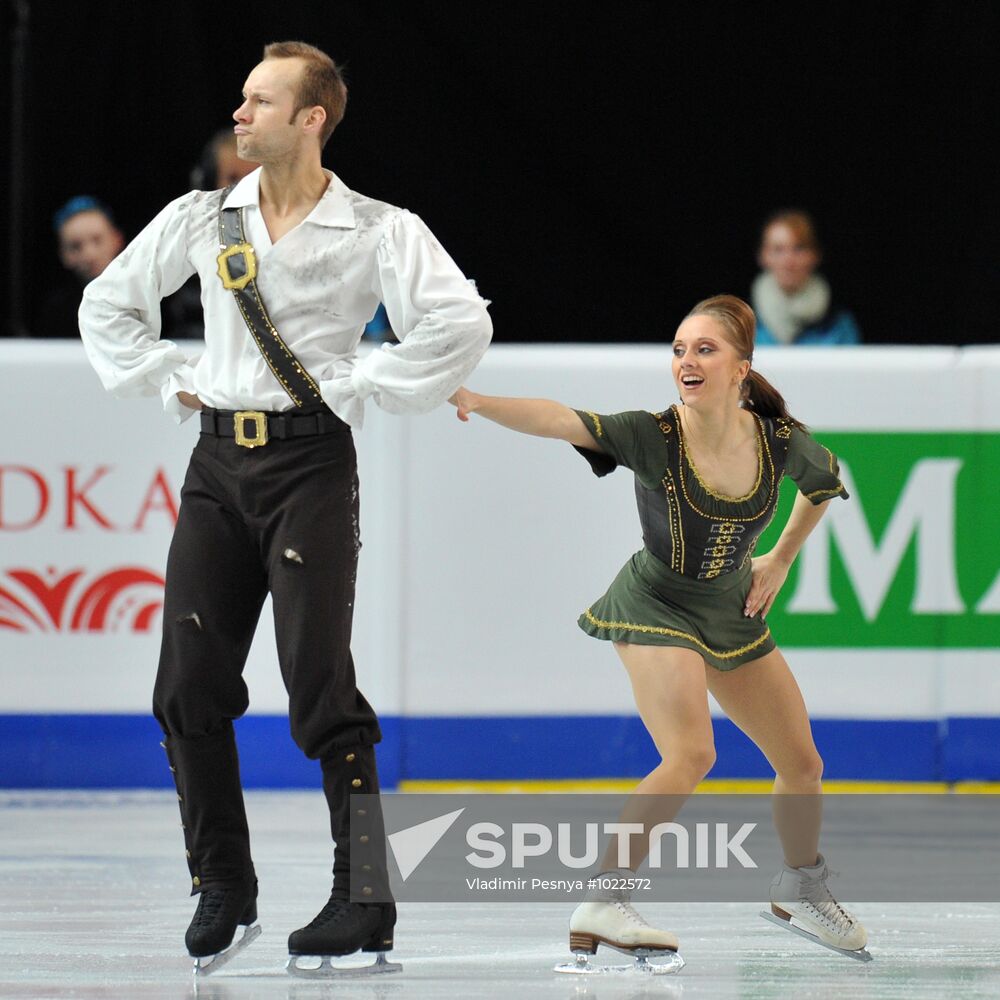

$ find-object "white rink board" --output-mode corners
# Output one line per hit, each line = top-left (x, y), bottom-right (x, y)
(1, 341), (998, 722)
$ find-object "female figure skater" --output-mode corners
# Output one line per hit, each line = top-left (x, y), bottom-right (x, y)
(450, 295), (868, 965)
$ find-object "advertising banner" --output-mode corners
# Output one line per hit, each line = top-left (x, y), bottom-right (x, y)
(2, 343), (998, 785)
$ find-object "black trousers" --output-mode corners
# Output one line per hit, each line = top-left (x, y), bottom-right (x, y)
(153, 418), (382, 892)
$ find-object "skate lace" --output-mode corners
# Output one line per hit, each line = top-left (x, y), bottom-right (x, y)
(190, 890), (227, 929)
(614, 901), (650, 927)
(308, 897), (351, 929)
(798, 867), (855, 932)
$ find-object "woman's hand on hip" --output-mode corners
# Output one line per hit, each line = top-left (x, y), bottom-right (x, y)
(745, 553), (790, 618)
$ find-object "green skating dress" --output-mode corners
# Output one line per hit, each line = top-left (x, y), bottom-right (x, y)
(573, 405), (848, 670)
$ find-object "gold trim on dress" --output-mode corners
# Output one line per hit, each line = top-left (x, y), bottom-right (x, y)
(673, 407), (777, 524)
(805, 485), (845, 501)
(584, 411), (604, 438)
(582, 608), (771, 661)
(676, 405), (765, 502)
(662, 469), (684, 572)
(652, 411), (673, 434)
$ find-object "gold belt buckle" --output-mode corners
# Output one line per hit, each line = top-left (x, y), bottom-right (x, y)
(233, 411), (268, 448)
(216, 242), (258, 290)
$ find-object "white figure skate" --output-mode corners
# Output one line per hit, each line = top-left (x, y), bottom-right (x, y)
(554, 873), (684, 976)
(759, 854), (871, 962)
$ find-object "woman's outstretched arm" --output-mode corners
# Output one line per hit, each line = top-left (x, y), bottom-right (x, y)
(449, 387), (598, 449)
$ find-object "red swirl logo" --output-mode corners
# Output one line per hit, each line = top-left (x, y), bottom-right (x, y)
(0, 567), (165, 633)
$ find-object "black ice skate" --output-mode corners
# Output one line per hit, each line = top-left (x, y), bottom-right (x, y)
(187, 880), (261, 976)
(286, 746), (400, 978)
(286, 896), (399, 977)
(159, 731), (261, 977)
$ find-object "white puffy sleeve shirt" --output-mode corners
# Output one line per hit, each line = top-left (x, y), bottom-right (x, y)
(79, 169), (492, 427)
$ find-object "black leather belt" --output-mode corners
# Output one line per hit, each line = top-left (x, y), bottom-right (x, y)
(200, 408), (347, 449)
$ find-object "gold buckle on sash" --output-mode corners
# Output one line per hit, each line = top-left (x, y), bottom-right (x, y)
(233, 411), (268, 448)
(216, 242), (258, 290)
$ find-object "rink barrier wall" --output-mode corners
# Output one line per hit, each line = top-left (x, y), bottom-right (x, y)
(3, 713), (992, 789)
(2, 342), (1000, 786)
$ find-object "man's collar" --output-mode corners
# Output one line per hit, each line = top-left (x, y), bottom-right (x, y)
(221, 168), (356, 229)
(220, 168), (261, 209)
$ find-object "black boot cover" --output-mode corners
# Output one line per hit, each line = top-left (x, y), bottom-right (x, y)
(288, 745), (396, 956)
(161, 724), (257, 956)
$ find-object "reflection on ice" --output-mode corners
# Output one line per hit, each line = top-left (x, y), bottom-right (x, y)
(0, 792), (998, 999)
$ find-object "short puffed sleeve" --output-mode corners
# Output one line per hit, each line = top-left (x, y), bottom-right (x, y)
(785, 426), (849, 503)
(571, 410), (670, 488)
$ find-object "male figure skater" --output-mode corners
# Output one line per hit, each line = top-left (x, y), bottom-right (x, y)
(79, 40), (492, 975)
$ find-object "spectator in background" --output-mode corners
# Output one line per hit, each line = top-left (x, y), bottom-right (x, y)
(33, 196), (124, 337)
(190, 128), (259, 190)
(363, 302), (397, 343)
(162, 130), (262, 339)
(751, 210), (861, 346)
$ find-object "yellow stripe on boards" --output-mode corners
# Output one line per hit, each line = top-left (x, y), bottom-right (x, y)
(396, 778), (995, 794)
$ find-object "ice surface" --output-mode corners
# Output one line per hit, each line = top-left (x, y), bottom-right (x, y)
(1, 791), (998, 999)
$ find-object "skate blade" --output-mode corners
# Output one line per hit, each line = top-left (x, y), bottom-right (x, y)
(759, 910), (872, 963)
(286, 951), (402, 979)
(192, 923), (262, 977)
(554, 949), (685, 976)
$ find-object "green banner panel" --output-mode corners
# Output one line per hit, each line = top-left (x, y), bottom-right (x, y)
(760, 433), (1000, 648)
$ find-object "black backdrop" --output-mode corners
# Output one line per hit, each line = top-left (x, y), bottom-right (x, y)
(5, 0), (1000, 344)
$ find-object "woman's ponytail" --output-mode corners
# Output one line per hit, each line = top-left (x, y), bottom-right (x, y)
(743, 370), (806, 429)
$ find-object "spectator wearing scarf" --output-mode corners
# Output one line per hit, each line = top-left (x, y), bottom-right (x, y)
(751, 210), (861, 346)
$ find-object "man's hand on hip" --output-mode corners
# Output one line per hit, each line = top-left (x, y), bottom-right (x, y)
(177, 391), (203, 411)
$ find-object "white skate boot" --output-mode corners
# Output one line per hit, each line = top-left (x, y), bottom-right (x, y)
(760, 854), (871, 962)
(554, 871), (683, 976)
